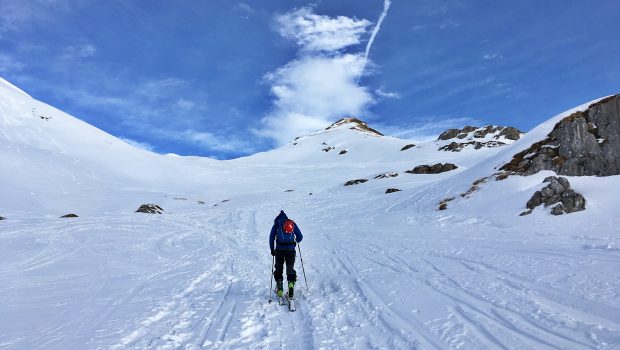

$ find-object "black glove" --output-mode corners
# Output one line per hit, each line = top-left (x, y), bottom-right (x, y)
(271, 249), (275, 256)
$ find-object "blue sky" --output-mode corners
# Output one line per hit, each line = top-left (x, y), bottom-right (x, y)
(1, 0), (618, 159)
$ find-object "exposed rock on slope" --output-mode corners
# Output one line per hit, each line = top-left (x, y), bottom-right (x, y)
(136, 204), (164, 214)
(439, 125), (523, 141)
(438, 125), (524, 152)
(521, 176), (586, 216)
(406, 163), (458, 174)
(344, 179), (368, 186)
(326, 117), (384, 136)
(501, 95), (620, 176)
(439, 140), (507, 152)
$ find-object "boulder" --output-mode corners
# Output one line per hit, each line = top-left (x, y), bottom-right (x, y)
(0, 216), (6, 220)
(406, 163), (458, 174)
(136, 204), (164, 214)
(344, 179), (368, 186)
(385, 188), (401, 194)
(497, 126), (523, 140)
(60, 214), (78, 218)
(339, 150), (348, 155)
(501, 95), (620, 176)
(374, 172), (399, 179)
(523, 176), (585, 215)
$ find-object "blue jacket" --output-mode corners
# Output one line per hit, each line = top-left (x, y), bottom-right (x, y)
(269, 211), (303, 251)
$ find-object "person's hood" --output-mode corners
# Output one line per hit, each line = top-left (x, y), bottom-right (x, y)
(274, 210), (288, 225)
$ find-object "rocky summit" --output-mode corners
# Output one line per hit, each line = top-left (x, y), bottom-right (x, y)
(325, 117), (384, 136)
(501, 95), (620, 176)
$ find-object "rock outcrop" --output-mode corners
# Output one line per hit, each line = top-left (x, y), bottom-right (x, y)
(405, 163), (458, 174)
(400, 144), (415, 151)
(344, 179), (368, 186)
(502, 95), (620, 176)
(439, 140), (506, 152)
(0, 216), (6, 220)
(136, 204), (164, 214)
(60, 213), (78, 218)
(438, 125), (523, 141)
(385, 188), (401, 194)
(521, 176), (586, 216)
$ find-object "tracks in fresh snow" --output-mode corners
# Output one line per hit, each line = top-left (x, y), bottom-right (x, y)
(1, 206), (619, 349)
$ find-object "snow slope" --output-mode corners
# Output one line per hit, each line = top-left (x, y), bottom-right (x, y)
(1, 77), (619, 349)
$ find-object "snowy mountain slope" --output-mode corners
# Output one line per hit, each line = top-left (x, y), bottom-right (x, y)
(1, 77), (619, 349)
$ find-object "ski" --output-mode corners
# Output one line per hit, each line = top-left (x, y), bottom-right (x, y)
(276, 290), (285, 306)
(286, 293), (296, 312)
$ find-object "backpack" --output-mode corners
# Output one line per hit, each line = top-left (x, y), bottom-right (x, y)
(277, 219), (296, 245)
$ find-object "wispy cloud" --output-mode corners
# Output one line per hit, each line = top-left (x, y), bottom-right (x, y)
(0, 0), (71, 36)
(0, 53), (25, 73)
(61, 44), (97, 59)
(379, 116), (483, 142)
(483, 53), (503, 60)
(120, 137), (155, 152)
(275, 6), (371, 52)
(375, 89), (400, 99)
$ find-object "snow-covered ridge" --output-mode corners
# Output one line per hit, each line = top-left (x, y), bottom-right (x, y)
(0, 76), (31, 98)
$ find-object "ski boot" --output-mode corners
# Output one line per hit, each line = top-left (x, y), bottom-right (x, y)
(276, 280), (284, 298)
(287, 281), (296, 311)
(288, 281), (295, 300)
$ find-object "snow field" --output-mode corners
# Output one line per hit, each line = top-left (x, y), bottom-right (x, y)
(1, 187), (619, 349)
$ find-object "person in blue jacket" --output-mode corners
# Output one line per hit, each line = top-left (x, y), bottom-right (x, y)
(269, 210), (303, 299)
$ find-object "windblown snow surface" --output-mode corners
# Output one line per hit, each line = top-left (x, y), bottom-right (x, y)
(1, 77), (619, 349)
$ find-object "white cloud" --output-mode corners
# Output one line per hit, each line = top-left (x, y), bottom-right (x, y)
(375, 89), (400, 99)
(275, 6), (371, 52)
(256, 6), (393, 146)
(256, 53), (374, 144)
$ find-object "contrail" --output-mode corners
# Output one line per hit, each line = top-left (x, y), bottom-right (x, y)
(360, 0), (392, 78)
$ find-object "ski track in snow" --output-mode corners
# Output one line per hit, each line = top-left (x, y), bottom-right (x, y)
(1, 197), (619, 350)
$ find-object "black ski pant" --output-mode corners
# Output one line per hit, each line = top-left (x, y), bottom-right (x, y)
(273, 250), (297, 283)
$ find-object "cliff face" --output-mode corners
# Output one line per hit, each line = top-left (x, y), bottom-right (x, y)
(501, 95), (620, 176)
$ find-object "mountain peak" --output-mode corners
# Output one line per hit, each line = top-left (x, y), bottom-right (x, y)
(325, 117), (383, 136)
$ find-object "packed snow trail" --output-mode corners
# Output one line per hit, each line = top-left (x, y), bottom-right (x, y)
(1, 192), (619, 349)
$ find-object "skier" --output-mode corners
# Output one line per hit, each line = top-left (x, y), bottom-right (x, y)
(269, 210), (303, 302)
